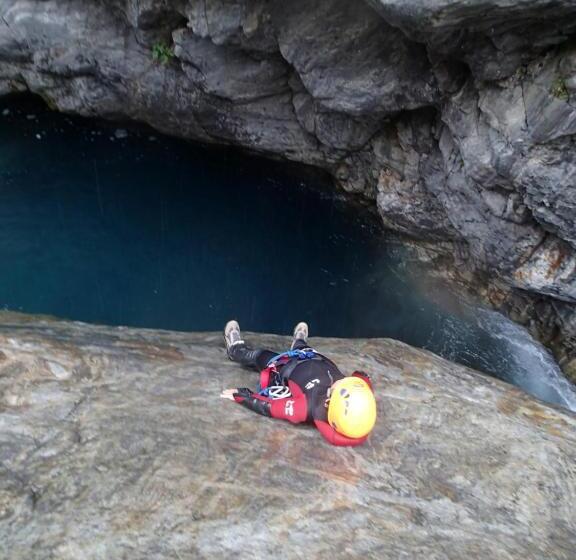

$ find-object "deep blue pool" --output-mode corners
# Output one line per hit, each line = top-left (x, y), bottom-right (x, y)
(1, 95), (575, 410)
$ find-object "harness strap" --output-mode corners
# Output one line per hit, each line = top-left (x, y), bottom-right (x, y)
(264, 348), (334, 389)
(266, 348), (318, 368)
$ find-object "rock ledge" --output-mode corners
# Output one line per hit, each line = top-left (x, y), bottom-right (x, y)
(0, 313), (575, 559)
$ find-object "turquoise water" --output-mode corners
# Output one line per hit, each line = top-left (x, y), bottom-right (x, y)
(1, 95), (575, 410)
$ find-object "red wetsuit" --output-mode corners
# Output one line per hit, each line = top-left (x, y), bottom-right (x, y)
(233, 353), (373, 446)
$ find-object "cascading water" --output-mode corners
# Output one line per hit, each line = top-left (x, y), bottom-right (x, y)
(475, 309), (576, 410)
(1, 95), (575, 412)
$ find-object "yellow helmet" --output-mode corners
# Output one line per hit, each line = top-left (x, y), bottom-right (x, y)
(327, 377), (377, 438)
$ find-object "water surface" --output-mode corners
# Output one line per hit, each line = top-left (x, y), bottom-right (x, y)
(1, 96), (575, 411)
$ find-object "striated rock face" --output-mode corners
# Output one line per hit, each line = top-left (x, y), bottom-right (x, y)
(0, 0), (576, 366)
(366, 0), (576, 81)
(0, 312), (575, 558)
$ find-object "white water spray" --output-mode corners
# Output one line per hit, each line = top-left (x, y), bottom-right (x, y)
(476, 309), (576, 412)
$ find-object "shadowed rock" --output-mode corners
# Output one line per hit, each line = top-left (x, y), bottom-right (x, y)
(0, 312), (575, 558)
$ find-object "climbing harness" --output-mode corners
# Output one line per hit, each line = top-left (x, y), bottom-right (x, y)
(266, 348), (318, 368)
(258, 348), (320, 399)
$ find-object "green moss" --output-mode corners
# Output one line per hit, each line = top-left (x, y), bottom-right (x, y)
(514, 65), (528, 80)
(550, 77), (569, 101)
(151, 42), (175, 65)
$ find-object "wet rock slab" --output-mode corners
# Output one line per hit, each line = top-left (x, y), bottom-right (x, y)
(0, 312), (575, 559)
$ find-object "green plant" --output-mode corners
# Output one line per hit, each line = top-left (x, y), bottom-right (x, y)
(514, 65), (528, 81)
(550, 77), (569, 101)
(151, 42), (175, 65)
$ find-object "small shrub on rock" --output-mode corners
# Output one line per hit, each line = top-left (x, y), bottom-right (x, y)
(151, 42), (175, 65)
(550, 77), (569, 101)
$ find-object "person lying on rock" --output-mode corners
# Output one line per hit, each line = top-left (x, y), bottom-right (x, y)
(220, 320), (376, 446)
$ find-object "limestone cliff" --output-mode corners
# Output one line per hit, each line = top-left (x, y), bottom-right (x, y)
(0, 0), (576, 371)
(0, 312), (575, 558)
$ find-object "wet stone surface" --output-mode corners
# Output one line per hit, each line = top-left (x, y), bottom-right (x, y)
(0, 312), (575, 559)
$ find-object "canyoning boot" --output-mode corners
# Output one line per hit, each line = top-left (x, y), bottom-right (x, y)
(224, 320), (244, 359)
(291, 322), (309, 350)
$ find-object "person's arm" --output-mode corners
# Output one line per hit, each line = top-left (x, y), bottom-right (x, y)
(222, 383), (308, 423)
(231, 388), (274, 417)
(313, 419), (369, 447)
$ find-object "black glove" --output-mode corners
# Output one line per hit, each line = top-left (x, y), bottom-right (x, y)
(234, 388), (272, 417)
(233, 388), (254, 400)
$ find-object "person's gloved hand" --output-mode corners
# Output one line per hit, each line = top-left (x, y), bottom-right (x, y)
(220, 388), (237, 400)
(220, 387), (253, 401)
(233, 388), (253, 401)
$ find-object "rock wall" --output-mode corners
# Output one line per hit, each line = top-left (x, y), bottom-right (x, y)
(1, 0), (576, 371)
(0, 312), (575, 558)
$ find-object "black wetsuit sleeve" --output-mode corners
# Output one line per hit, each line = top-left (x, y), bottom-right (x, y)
(233, 388), (272, 417)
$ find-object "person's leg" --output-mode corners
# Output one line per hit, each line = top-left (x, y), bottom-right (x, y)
(291, 322), (310, 351)
(292, 338), (311, 351)
(227, 343), (277, 371)
(225, 320), (277, 371)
